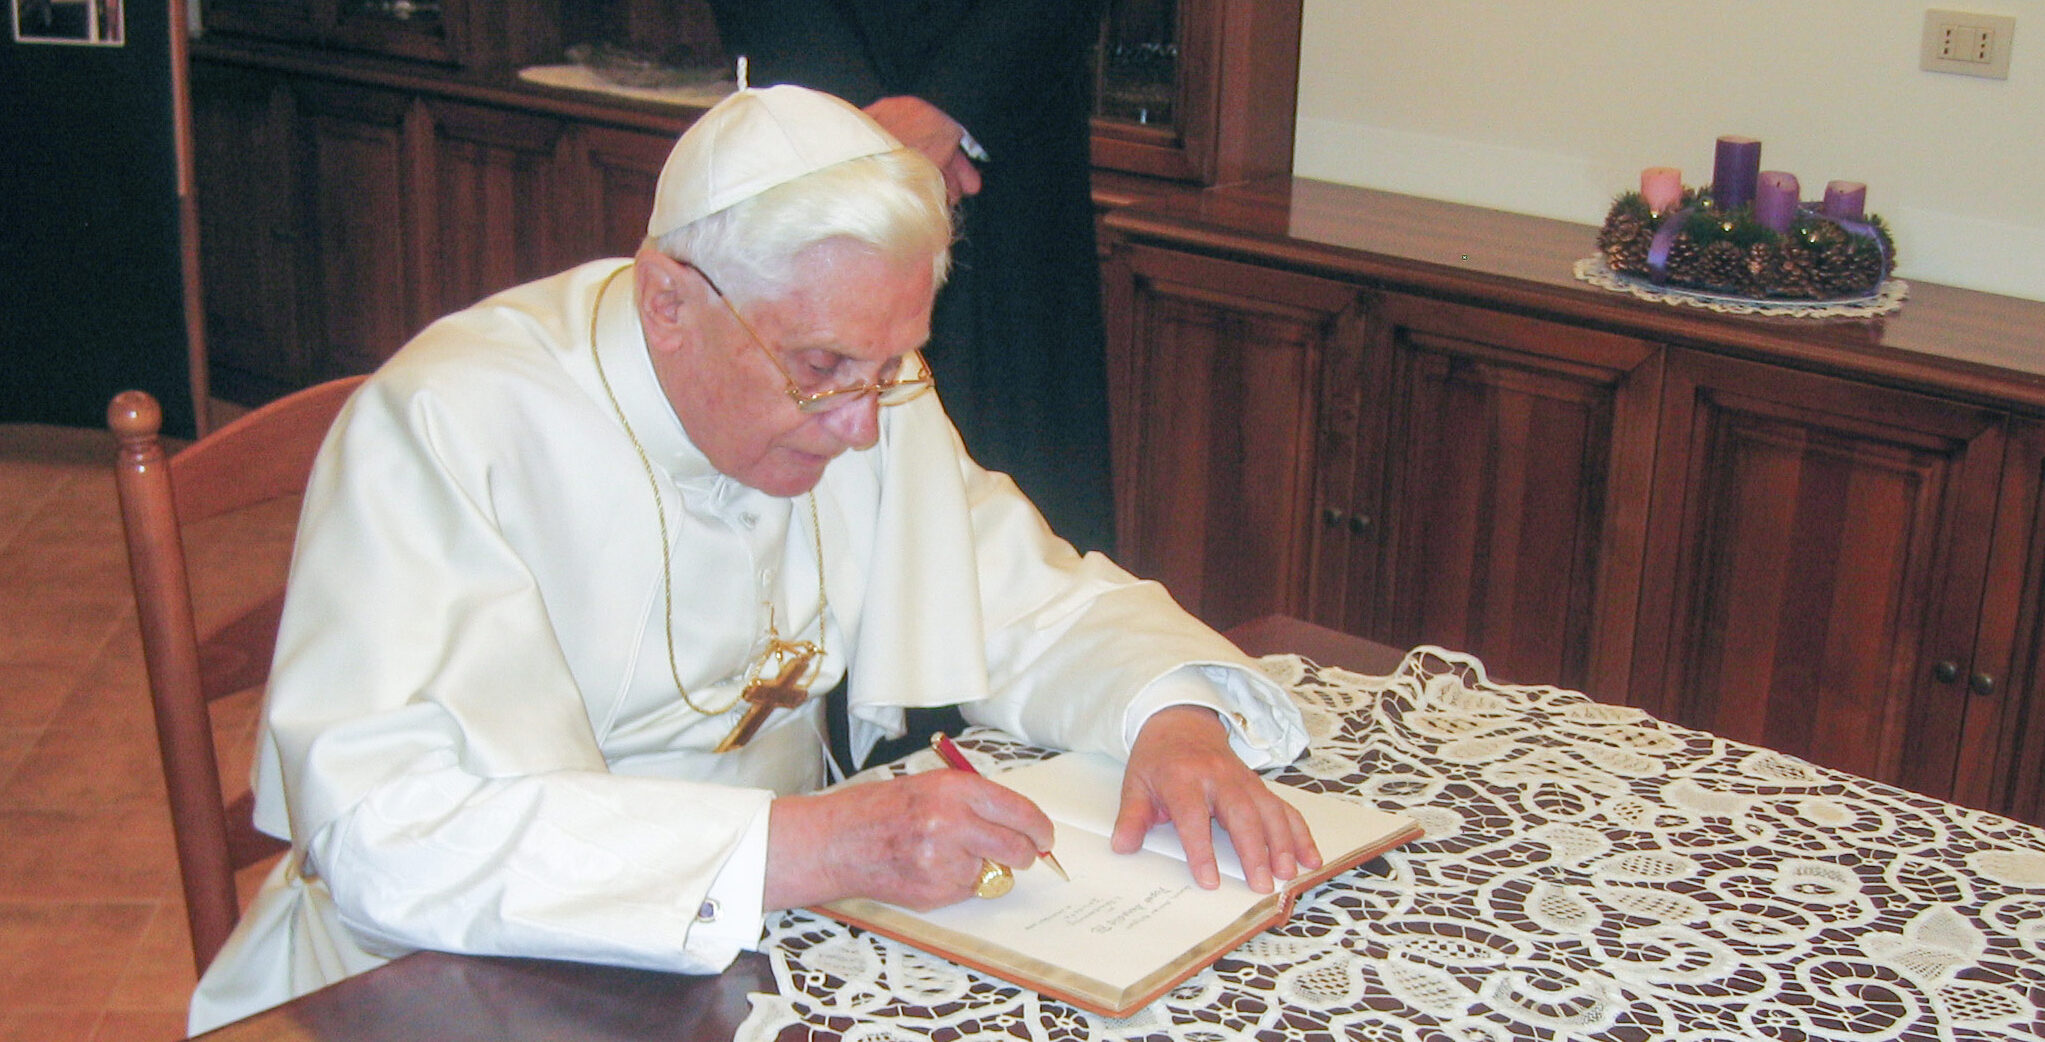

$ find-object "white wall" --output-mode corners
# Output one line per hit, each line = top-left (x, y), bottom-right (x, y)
(1295, 0), (2044, 301)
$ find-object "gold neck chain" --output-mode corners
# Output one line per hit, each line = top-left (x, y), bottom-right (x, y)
(586, 262), (827, 718)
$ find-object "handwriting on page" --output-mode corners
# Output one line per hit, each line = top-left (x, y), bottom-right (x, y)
(1023, 885), (1193, 936)
(914, 833), (1270, 991)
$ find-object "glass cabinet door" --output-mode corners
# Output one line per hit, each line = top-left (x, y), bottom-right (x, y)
(328, 0), (456, 63)
(1089, 0), (1300, 186)
(1095, 0), (1176, 128)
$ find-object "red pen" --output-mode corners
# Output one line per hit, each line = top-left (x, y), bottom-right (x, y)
(930, 733), (1069, 881)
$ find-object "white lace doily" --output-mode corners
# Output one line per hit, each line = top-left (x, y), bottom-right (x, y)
(1574, 255), (1909, 318)
(738, 648), (2045, 1042)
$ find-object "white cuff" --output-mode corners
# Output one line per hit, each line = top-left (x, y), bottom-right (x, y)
(958, 128), (990, 162)
(690, 802), (771, 960)
(1120, 664), (1307, 768)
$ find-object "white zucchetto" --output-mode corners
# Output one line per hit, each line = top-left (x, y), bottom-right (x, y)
(646, 83), (903, 239)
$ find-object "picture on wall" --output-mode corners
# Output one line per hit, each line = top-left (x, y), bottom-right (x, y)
(13, 0), (123, 44)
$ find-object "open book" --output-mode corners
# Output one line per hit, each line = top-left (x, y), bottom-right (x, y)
(815, 751), (1424, 1017)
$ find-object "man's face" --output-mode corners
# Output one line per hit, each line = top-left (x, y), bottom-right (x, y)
(648, 240), (936, 497)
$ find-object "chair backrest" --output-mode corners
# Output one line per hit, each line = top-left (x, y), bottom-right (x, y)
(108, 375), (367, 974)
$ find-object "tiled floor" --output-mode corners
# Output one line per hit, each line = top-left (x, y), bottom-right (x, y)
(0, 419), (285, 1041)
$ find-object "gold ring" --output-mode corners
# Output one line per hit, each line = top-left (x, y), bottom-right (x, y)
(973, 859), (1014, 899)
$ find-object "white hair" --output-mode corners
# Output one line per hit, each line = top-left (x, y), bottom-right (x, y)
(651, 148), (953, 307)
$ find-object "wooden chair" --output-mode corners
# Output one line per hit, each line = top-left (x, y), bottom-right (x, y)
(107, 376), (366, 973)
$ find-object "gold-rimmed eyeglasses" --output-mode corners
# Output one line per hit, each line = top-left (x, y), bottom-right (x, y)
(689, 263), (935, 415)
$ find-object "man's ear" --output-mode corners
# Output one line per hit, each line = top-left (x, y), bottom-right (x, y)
(633, 246), (696, 353)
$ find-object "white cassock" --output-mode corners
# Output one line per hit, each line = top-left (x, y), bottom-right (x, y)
(189, 260), (1308, 1033)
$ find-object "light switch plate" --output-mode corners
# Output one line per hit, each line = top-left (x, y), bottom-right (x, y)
(1921, 9), (2016, 79)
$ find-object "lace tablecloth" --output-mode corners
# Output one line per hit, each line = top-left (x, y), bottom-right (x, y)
(737, 648), (2045, 1041)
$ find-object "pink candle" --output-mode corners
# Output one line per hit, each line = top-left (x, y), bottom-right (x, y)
(1822, 180), (1867, 221)
(1640, 167), (1683, 213)
(1754, 170), (1802, 233)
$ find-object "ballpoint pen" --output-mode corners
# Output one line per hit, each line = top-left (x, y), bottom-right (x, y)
(930, 732), (1070, 881)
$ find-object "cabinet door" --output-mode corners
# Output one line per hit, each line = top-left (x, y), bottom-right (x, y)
(417, 99), (572, 320)
(1318, 295), (1660, 697)
(191, 64), (310, 402)
(566, 125), (677, 262)
(1103, 243), (1367, 631)
(1634, 349), (2007, 803)
(292, 80), (424, 380)
(1980, 420), (2045, 823)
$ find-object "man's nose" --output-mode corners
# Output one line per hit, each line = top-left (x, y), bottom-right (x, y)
(817, 393), (881, 449)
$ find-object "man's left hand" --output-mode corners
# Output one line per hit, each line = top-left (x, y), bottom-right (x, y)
(1112, 705), (1322, 893)
(863, 95), (983, 206)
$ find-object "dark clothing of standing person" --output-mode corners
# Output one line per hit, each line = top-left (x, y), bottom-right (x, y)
(709, 0), (1116, 557)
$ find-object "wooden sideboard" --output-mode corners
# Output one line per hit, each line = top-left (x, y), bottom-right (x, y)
(187, 0), (1295, 404)
(1101, 177), (2045, 825)
(189, 43), (692, 402)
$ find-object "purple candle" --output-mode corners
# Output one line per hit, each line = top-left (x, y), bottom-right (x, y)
(1712, 135), (1762, 211)
(1754, 170), (1802, 233)
(1822, 180), (1867, 221)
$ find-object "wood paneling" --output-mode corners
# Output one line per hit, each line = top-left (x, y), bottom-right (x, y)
(420, 99), (571, 318)
(1636, 351), (2005, 801)
(1340, 295), (1660, 697)
(1106, 244), (1365, 630)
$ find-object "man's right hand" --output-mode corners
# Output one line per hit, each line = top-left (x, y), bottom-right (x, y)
(764, 768), (1052, 910)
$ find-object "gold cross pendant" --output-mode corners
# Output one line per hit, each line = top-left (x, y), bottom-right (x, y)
(713, 644), (818, 752)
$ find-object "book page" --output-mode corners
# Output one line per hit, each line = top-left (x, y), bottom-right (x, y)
(902, 819), (1278, 993)
(993, 751), (1416, 889)
(822, 752), (1420, 1004)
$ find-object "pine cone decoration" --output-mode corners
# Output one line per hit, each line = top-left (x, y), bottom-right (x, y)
(1744, 242), (1783, 296)
(1596, 188), (1897, 301)
(1822, 243), (1886, 297)
(1599, 207), (1653, 274)
(1662, 238), (1703, 286)
(1696, 240), (1747, 292)
(1774, 247), (1820, 299)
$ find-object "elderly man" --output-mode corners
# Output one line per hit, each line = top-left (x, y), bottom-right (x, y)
(188, 84), (1316, 1032)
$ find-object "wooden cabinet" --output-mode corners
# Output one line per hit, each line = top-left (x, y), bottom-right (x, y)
(190, 59), (680, 400)
(199, 0), (561, 68)
(1105, 252), (1663, 701)
(191, 63), (309, 402)
(1314, 295), (1661, 699)
(570, 124), (674, 261)
(1090, 0), (1302, 185)
(1632, 350), (2012, 806)
(1100, 178), (2045, 823)
(1994, 423), (2045, 823)
(418, 98), (574, 318)
(294, 79), (422, 379)
(1104, 243), (1367, 630)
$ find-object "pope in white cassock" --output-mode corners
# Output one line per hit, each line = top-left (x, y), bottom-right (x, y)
(188, 82), (1321, 1033)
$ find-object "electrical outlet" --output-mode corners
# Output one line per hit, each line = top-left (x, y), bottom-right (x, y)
(1921, 9), (2016, 79)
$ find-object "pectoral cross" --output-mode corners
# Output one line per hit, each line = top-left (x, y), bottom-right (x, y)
(713, 643), (818, 753)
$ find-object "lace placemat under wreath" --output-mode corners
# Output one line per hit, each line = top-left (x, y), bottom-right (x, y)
(737, 649), (2045, 1042)
(1575, 255), (1909, 318)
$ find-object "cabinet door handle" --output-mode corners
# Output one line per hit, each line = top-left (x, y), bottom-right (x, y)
(1969, 673), (1997, 697)
(1932, 660), (1961, 684)
(1347, 513), (1372, 535)
(1320, 507), (1345, 528)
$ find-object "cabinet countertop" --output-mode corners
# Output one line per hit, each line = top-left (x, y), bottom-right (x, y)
(1105, 176), (2045, 416)
(193, 36), (707, 136)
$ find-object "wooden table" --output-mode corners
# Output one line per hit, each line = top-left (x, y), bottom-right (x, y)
(192, 615), (1397, 1041)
